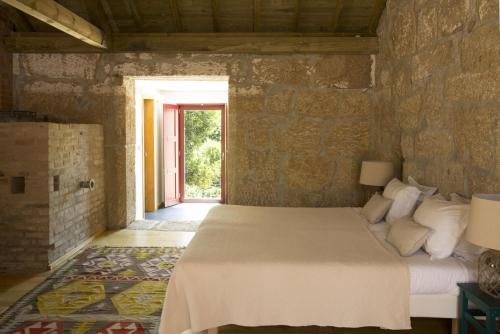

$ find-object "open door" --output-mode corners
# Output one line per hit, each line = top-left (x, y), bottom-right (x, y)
(163, 104), (181, 207)
(144, 99), (155, 212)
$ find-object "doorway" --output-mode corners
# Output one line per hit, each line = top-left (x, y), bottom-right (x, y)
(133, 78), (228, 228)
(179, 105), (226, 203)
(162, 104), (226, 207)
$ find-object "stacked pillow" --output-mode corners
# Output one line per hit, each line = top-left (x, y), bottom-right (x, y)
(361, 176), (477, 260)
(383, 179), (421, 223)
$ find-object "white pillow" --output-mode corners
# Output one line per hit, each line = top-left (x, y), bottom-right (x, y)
(361, 193), (393, 224)
(387, 217), (431, 257)
(383, 179), (421, 223)
(408, 176), (438, 201)
(413, 197), (468, 260)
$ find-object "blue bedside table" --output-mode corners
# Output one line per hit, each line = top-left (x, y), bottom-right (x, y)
(458, 283), (500, 334)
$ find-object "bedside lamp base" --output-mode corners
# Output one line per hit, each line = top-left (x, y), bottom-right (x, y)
(478, 249), (500, 299)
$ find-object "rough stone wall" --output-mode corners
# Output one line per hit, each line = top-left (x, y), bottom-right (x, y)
(0, 123), (50, 272)
(48, 123), (106, 263)
(375, 0), (500, 196)
(0, 10), (12, 110)
(13, 53), (375, 228)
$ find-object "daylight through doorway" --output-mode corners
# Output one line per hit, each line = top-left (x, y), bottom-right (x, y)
(181, 106), (224, 202)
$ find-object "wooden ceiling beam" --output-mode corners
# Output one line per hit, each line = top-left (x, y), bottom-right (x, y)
(211, 0), (219, 32)
(2, 6), (33, 31)
(294, 0), (300, 32)
(100, 0), (119, 32)
(123, 0), (143, 31)
(331, 0), (344, 32)
(253, 0), (260, 32)
(83, 0), (111, 34)
(368, 0), (386, 34)
(168, 0), (182, 32)
(0, 0), (106, 48)
(6, 32), (379, 54)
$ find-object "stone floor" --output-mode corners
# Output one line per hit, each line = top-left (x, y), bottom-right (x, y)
(145, 203), (220, 221)
(0, 229), (457, 334)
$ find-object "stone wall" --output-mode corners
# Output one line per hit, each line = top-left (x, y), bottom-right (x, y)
(0, 10), (12, 110)
(0, 122), (105, 273)
(48, 123), (106, 263)
(375, 0), (500, 196)
(13, 53), (375, 227)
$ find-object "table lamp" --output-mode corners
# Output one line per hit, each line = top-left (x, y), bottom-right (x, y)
(359, 161), (394, 187)
(466, 194), (500, 298)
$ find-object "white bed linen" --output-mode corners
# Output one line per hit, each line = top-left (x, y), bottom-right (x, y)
(365, 220), (477, 295)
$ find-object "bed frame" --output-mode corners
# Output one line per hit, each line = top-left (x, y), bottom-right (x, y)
(202, 295), (460, 334)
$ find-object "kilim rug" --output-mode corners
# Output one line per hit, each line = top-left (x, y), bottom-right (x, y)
(0, 247), (184, 334)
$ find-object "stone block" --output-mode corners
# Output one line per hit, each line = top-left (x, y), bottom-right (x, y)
(415, 130), (453, 161)
(461, 23), (500, 73)
(412, 40), (454, 82)
(445, 70), (500, 101)
(391, 1), (417, 58)
(325, 119), (370, 157)
(417, 3), (438, 49)
(313, 55), (372, 89)
(396, 93), (422, 130)
(251, 57), (310, 85)
(478, 0), (499, 20)
(438, 0), (471, 35)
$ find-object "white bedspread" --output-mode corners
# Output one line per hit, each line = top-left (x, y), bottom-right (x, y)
(160, 205), (411, 334)
(366, 221), (477, 295)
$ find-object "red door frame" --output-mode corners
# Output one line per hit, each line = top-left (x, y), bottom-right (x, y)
(178, 104), (227, 204)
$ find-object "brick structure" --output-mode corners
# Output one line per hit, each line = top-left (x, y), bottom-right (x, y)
(0, 10), (12, 111)
(0, 123), (106, 273)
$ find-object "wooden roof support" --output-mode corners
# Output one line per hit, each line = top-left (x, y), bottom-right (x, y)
(0, 0), (106, 48)
(2, 5), (33, 31)
(83, 0), (111, 34)
(211, 0), (219, 32)
(123, 0), (142, 31)
(368, 0), (386, 34)
(331, 0), (344, 32)
(99, 0), (118, 32)
(168, 0), (182, 32)
(294, 0), (300, 32)
(253, 0), (260, 32)
(6, 32), (379, 54)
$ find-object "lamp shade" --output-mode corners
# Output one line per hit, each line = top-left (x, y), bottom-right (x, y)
(359, 161), (394, 187)
(466, 194), (500, 251)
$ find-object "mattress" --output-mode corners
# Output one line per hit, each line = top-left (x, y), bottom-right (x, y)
(365, 219), (477, 296)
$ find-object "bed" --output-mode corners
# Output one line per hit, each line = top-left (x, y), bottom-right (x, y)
(159, 205), (476, 334)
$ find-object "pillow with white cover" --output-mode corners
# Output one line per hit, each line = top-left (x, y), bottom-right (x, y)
(408, 176), (438, 201)
(413, 197), (468, 260)
(361, 193), (393, 224)
(383, 178), (422, 223)
(449, 193), (484, 262)
(386, 216), (431, 257)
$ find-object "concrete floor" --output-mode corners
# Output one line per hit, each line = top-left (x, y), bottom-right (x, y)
(145, 202), (219, 221)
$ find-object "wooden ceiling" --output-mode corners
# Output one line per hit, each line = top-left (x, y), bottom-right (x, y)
(1, 0), (386, 54)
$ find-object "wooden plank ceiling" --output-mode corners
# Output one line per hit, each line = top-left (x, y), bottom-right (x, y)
(1, 0), (387, 53)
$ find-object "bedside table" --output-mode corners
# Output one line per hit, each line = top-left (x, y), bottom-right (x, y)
(458, 283), (500, 334)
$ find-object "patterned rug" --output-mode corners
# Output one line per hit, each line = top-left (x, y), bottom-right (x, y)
(0, 247), (184, 334)
(128, 219), (201, 232)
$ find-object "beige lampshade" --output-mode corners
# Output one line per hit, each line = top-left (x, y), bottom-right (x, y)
(359, 161), (394, 187)
(466, 194), (500, 251)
